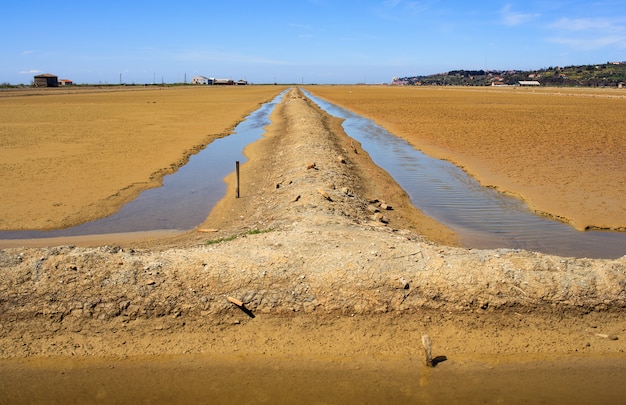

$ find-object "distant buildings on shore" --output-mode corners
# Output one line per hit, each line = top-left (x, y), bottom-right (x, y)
(32, 74), (74, 87)
(191, 76), (247, 85)
(391, 62), (626, 87)
(30, 72), (247, 87)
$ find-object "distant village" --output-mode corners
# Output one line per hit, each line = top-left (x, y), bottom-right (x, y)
(391, 61), (626, 88)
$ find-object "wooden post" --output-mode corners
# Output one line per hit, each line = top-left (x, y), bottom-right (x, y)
(421, 334), (433, 367)
(235, 161), (240, 198)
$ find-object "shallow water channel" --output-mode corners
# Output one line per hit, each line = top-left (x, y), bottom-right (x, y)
(303, 90), (626, 259)
(0, 90), (287, 242)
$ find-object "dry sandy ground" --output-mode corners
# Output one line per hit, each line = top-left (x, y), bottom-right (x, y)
(0, 87), (625, 403)
(306, 85), (626, 231)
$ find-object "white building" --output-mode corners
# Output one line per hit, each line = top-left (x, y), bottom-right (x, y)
(191, 76), (209, 85)
(518, 80), (540, 86)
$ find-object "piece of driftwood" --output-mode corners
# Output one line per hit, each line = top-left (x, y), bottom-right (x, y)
(226, 296), (255, 319)
(227, 296), (244, 307)
(318, 189), (333, 202)
(197, 228), (218, 233)
(595, 333), (619, 340)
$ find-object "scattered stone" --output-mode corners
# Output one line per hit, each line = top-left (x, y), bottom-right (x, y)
(350, 141), (358, 154)
(372, 213), (384, 222)
(595, 333), (619, 340)
(318, 189), (333, 202)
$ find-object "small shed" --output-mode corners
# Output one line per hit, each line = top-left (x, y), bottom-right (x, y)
(34, 74), (59, 87)
(59, 79), (73, 86)
(211, 78), (234, 85)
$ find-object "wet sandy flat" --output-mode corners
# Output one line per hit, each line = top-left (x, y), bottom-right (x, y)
(2, 352), (625, 404)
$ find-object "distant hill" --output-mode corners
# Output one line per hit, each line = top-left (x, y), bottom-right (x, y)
(392, 62), (626, 87)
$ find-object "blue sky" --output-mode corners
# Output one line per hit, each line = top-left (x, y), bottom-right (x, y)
(2, 0), (625, 84)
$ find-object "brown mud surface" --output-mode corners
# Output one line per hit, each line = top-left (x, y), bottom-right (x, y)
(1, 88), (625, 403)
(306, 85), (626, 231)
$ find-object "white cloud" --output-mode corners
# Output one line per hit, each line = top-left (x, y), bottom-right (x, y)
(173, 49), (290, 66)
(289, 23), (313, 30)
(375, 0), (429, 19)
(549, 35), (626, 50)
(501, 4), (540, 26)
(405, 1), (428, 14)
(19, 69), (41, 75)
(547, 16), (626, 50)
(384, 0), (402, 7)
(550, 17), (625, 32)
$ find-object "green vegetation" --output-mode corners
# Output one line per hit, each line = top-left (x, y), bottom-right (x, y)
(0, 82), (26, 88)
(205, 228), (273, 245)
(395, 62), (626, 87)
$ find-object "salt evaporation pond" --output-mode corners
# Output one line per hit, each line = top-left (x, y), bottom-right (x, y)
(303, 89), (626, 259)
(0, 90), (287, 241)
